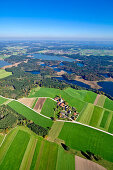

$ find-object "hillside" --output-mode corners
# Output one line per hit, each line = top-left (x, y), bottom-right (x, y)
(0, 87), (113, 169)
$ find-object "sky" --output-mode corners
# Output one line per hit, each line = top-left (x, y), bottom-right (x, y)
(0, 0), (113, 40)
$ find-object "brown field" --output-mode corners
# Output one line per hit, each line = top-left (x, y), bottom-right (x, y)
(18, 98), (36, 107)
(75, 156), (106, 170)
(94, 94), (100, 105)
(34, 98), (46, 113)
(57, 70), (66, 76)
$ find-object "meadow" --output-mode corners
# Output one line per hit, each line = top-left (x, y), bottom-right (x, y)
(41, 98), (56, 117)
(58, 122), (113, 162)
(0, 96), (8, 105)
(0, 69), (12, 79)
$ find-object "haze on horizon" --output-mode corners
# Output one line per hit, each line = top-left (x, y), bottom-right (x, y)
(0, 0), (113, 40)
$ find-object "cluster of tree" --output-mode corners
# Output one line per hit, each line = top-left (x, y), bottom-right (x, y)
(0, 105), (49, 137)
(27, 123), (48, 137)
(5, 55), (29, 64)
(81, 150), (101, 161)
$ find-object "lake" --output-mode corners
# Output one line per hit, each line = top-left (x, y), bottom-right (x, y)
(0, 60), (11, 68)
(25, 70), (40, 74)
(77, 63), (84, 67)
(53, 77), (90, 89)
(33, 54), (75, 62)
(98, 81), (113, 97)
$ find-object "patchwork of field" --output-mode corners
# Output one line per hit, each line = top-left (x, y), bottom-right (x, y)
(58, 122), (113, 162)
(18, 97), (36, 108)
(29, 87), (97, 113)
(78, 103), (113, 133)
(0, 69), (12, 79)
(8, 100), (53, 128)
(41, 98), (56, 117)
(34, 97), (46, 113)
(0, 126), (75, 170)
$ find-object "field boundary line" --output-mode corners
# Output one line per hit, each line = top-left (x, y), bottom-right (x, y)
(56, 120), (113, 136)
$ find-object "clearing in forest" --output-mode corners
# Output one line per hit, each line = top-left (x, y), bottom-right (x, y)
(75, 156), (106, 170)
(18, 98), (36, 108)
(34, 98), (46, 113)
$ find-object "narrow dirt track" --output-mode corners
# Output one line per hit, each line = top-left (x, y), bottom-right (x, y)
(94, 94), (100, 105)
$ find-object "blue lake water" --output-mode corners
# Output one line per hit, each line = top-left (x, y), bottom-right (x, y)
(98, 81), (113, 97)
(77, 63), (84, 67)
(25, 70), (40, 74)
(100, 73), (110, 78)
(0, 60), (11, 68)
(53, 77), (90, 89)
(33, 54), (75, 62)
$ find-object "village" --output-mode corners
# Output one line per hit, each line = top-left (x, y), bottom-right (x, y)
(54, 96), (79, 121)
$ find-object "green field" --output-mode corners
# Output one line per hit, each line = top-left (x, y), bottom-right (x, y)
(100, 110), (110, 128)
(56, 146), (75, 170)
(41, 98), (56, 117)
(0, 130), (30, 170)
(58, 122), (113, 162)
(97, 95), (106, 107)
(8, 100), (53, 128)
(108, 116), (113, 133)
(104, 98), (113, 111)
(0, 126), (76, 170)
(78, 103), (94, 124)
(0, 69), (12, 79)
(0, 96), (8, 105)
(89, 106), (103, 127)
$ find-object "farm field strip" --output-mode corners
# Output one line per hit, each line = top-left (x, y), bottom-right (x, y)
(47, 121), (64, 141)
(19, 137), (37, 170)
(89, 106), (103, 127)
(56, 146), (75, 170)
(108, 115), (113, 133)
(41, 98), (56, 117)
(0, 130), (30, 170)
(35, 140), (58, 170)
(34, 97), (46, 113)
(97, 95), (106, 107)
(0, 127), (18, 164)
(0, 69), (12, 79)
(104, 98), (113, 111)
(94, 94), (100, 105)
(78, 103), (94, 124)
(100, 110), (110, 128)
(30, 138), (43, 170)
(75, 156), (106, 170)
(18, 97), (36, 108)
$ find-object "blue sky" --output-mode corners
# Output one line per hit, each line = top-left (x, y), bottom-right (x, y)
(0, 0), (113, 40)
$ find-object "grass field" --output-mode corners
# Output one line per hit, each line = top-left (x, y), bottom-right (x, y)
(0, 130), (30, 170)
(108, 116), (113, 133)
(0, 69), (12, 79)
(8, 100), (53, 128)
(41, 98), (56, 117)
(56, 146), (75, 170)
(0, 126), (77, 170)
(58, 122), (113, 162)
(89, 106), (103, 127)
(0, 135), (4, 145)
(0, 96), (8, 105)
(97, 95), (106, 107)
(104, 98), (113, 111)
(78, 103), (94, 124)
(100, 110), (110, 128)
(47, 121), (64, 141)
